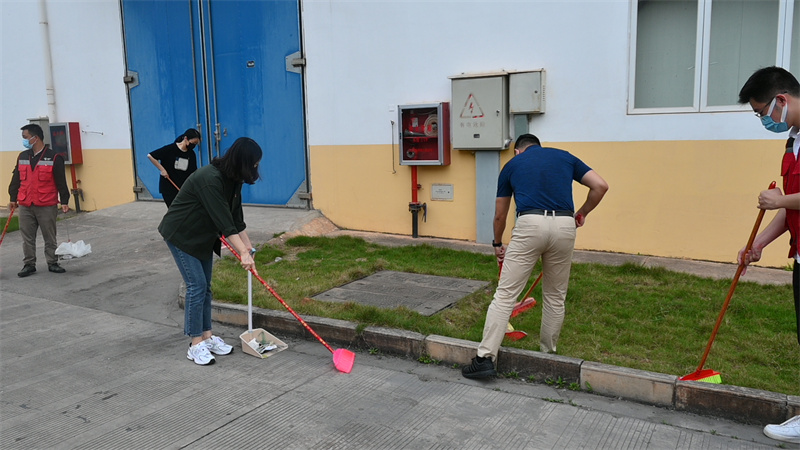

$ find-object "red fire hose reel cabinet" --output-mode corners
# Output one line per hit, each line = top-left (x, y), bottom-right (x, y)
(398, 102), (450, 166)
(49, 122), (83, 165)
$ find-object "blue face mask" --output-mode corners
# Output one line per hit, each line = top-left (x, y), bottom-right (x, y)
(22, 138), (33, 150)
(761, 116), (790, 133)
(760, 98), (790, 133)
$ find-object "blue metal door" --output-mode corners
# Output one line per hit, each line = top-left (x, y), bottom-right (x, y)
(122, 0), (307, 206)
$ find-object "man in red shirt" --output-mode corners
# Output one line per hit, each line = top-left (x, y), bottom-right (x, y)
(7, 123), (71, 277)
(738, 66), (800, 444)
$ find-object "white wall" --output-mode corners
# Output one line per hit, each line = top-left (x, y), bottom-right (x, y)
(0, 0), (131, 152)
(302, 0), (786, 146)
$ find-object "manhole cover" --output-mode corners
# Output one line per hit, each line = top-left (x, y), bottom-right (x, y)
(313, 270), (489, 316)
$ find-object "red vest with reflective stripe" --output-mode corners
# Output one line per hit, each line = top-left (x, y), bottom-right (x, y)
(17, 147), (60, 207)
(783, 137), (799, 258)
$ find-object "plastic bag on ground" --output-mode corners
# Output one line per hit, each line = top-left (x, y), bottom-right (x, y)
(55, 240), (92, 259)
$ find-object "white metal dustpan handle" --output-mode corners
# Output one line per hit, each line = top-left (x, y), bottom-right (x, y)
(248, 271), (253, 332)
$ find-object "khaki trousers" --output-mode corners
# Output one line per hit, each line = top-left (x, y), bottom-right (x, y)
(477, 214), (576, 359)
(18, 204), (59, 266)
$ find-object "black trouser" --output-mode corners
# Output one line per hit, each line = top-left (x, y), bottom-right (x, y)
(794, 260), (799, 346)
(163, 189), (178, 208)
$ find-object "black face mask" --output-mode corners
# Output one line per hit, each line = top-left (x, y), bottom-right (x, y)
(187, 143), (196, 151)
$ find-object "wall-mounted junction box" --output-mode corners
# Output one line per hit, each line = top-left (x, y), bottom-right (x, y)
(450, 73), (508, 150)
(509, 70), (545, 114)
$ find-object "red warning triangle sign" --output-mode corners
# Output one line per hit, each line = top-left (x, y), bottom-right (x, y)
(460, 94), (485, 119)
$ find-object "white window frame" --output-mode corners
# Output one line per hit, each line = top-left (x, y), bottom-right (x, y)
(628, 0), (797, 115)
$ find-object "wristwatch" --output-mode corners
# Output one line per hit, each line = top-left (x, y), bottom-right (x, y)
(492, 241), (503, 248)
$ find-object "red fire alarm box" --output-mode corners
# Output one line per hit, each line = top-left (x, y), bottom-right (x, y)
(399, 102), (450, 166)
(49, 122), (83, 164)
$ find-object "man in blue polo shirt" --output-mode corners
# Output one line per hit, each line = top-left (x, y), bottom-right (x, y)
(463, 134), (608, 379)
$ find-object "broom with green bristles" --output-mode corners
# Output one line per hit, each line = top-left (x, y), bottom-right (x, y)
(680, 181), (776, 384)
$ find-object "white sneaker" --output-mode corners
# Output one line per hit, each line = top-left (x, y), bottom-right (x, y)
(205, 335), (233, 355)
(764, 415), (800, 444)
(187, 341), (215, 365)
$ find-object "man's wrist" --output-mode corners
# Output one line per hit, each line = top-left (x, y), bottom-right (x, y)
(492, 240), (503, 248)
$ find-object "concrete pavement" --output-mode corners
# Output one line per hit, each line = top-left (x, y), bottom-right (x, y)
(0, 201), (795, 449)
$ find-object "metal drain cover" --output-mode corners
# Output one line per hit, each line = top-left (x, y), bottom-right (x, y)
(313, 270), (489, 316)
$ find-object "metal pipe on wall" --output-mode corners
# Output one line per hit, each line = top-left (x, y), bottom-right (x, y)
(39, 0), (83, 212)
(408, 166), (426, 238)
(38, 0), (57, 122)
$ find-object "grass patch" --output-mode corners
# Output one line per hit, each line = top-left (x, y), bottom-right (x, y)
(212, 235), (799, 395)
(0, 214), (20, 234)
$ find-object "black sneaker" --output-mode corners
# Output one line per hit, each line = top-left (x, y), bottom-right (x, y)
(462, 356), (496, 379)
(17, 265), (36, 277)
(48, 264), (66, 273)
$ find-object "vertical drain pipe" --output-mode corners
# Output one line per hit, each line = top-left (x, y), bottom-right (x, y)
(39, 0), (81, 212)
(39, 0), (57, 121)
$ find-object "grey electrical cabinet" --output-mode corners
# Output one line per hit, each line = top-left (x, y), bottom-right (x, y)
(450, 74), (508, 150)
(509, 70), (545, 114)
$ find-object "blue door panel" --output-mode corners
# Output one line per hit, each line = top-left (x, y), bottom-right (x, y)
(122, 0), (197, 201)
(122, 0), (307, 206)
(208, 1), (306, 205)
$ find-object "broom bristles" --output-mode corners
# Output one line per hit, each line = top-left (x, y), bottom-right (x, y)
(697, 373), (722, 384)
(680, 369), (722, 384)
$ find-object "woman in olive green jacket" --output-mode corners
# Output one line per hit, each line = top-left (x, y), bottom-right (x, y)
(159, 137), (261, 365)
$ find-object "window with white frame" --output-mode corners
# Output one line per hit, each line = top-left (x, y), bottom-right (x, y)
(629, 0), (799, 113)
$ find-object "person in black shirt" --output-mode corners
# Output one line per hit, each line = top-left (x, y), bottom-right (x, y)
(147, 129), (201, 207)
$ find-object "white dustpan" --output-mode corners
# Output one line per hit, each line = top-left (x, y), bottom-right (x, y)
(240, 270), (288, 359)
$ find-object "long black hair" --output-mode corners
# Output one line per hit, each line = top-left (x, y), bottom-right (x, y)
(174, 128), (201, 143)
(211, 137), (262, 184)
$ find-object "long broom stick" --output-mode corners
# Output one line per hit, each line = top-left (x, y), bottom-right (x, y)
(681, 181), (776, 382)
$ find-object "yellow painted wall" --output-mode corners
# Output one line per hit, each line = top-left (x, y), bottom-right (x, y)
(310, 140), (793, 268)
(0, 148), (136, 212)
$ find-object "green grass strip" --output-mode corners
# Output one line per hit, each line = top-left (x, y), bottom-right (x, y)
(212, 235), (798, 396)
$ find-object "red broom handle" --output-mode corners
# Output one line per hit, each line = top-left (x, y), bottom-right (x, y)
(166, 176), (180, 191)
(220, 236), (336, 354)
(521, 272), (543, 300)
(0, 208), (14, 247)
(693, 181), (776, 372)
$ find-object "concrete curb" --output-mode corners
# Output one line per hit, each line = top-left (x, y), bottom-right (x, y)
(209, 299), (800, 427)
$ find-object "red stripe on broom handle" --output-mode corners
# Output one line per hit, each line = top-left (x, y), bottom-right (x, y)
(220, 236), (335, 354)
(693, 181), (776, 373)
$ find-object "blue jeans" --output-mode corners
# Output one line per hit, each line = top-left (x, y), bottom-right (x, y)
(166, 241), (213, 337)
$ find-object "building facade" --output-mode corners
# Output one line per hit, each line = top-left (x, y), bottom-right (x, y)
(2, 0), (798, 268)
